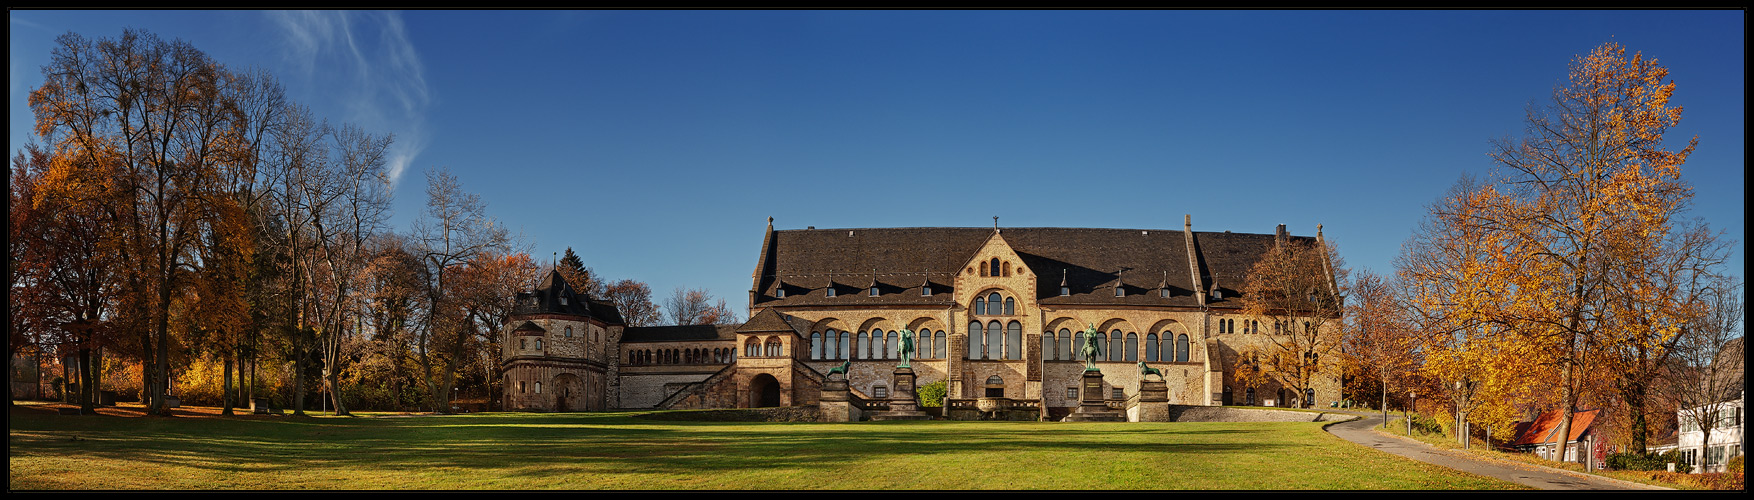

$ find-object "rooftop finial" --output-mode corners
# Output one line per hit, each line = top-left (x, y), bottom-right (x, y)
(994, 216), (999, 231)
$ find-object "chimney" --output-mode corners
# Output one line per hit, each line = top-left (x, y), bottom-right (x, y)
(1275, 224), (1287, 248)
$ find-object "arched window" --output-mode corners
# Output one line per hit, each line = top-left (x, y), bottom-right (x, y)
(811, 332), (823, 360)
(1004, 297), (1015, 315)
(535, 339), (543, 350)
(565, 326), (573, 338)
(1002, 261), (1011, 277)
(1145, 333), (1159, 362)
(857, 331), (871, 360)
(1305, 388), (1316, 408)
(1074, 330), (1088, 361)
(987, 293), (1003, 315)
(885, 330), (898, 359)
(1109, 330), (1124, 362)
(974, 297), (987, 315)
(1125, 332), (1139, 362)
(933, 330), (946, 360)
(519, 381), (527, 394)
(872, 329), (886, 359)
(1176, 334), (1190, 362)
(828, 329), (841, 359)
(989, 258), (1000, 277)
(1058, 329), (1072, 360)
(915, 329), (930, 358)
(535, 382), (542, 394)
(1005, 321), (1022, 359)
(831, 326), (845, 357)
(968, 321), (982, 360)
(520, 338), (527, 350)
(986, 321), (1003, 360)
(766, 337), (783, 357)
(1043, 331), (1057, 361)
(746, 339), (760, 358)
(1161, 331), (1175, 361)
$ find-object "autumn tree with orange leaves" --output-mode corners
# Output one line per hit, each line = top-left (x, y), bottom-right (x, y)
(1237, 235), (1348, 409)
(1341, 269), (1422, 425)
(1399, 42), (1733, 462)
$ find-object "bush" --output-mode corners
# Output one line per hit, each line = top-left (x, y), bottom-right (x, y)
(916, 380), (946, 408)
(1607, 452), (1669, 471)
(1727, 454), (1743, 474)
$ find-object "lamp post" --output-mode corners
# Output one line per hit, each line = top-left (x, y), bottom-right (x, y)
(1407, 391), (1416, 436)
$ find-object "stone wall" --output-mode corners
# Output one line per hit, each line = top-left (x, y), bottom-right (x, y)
(617, 371), (713, 409)
(1168, 405), (1354, 422)
(802, 359), (946, 400)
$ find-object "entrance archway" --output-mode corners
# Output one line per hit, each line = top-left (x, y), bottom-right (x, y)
(749, 373), (782, 408)
(553, 373), (581, 412)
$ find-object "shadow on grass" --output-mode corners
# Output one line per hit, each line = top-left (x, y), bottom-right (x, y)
(10, 405), (1313, 482)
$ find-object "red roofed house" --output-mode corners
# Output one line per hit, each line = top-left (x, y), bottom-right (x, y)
(1512, 408), (1607, 468)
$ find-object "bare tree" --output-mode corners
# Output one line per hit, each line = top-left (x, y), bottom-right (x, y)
(413, 168), (509, 413)
(666, 288), (739, 326)
(1661, 278), (1743, 470)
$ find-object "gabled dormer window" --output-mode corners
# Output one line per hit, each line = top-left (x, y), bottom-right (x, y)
(775, 287), (785, 298)
(1213, 289), (1223, 300)
(869, 286), (879, 297)
(1160, 288), (1170, 298)
(559, 296), (568, 306)
(1115, 286), (1125, 298)
(826, 286), (837, 298)
(1060, 286), (1070, 296)
(922, 285), (932, 296)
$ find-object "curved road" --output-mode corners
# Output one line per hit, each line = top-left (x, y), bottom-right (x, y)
(1325, 412), (1669, 490)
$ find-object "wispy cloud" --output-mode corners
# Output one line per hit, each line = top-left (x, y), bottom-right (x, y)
(269, 11), (431, 189)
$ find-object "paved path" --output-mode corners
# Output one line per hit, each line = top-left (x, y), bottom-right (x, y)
(1325, 412), (1669, 490)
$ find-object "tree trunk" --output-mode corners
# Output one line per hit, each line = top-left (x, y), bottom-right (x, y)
(79, 347), (94, 413)
(293, 334), (307, 416)
(222, 353), (235, 416)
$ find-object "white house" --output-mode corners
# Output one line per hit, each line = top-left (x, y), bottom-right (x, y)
(1674, 391), (1743, 473)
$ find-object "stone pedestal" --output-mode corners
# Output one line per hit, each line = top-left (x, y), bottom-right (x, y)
(819, 377), (861, 422)
(1128, 379), (1170, 422)
(1062, 369), (1124, 422)
(871, 366), (930, 421)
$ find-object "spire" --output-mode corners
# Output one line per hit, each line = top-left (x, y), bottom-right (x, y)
(993, 216), (1000, 232)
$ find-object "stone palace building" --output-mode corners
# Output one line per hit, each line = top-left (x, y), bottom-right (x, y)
(501, 216), (1343, 418)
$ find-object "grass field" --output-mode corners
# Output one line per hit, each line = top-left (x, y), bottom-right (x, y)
(9, 403), (1524, 490)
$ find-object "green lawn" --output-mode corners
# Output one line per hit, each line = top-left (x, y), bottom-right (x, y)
(9, 404), (1523, 490)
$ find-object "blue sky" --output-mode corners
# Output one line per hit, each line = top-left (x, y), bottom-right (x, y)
(10, 10), (1745, 318)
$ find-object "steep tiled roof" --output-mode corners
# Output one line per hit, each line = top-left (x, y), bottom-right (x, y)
(513, 269), (625, 325)
(749, 227), (1314, 309)
(1512, 408), (1601, 446)
(621, 324), (736, 343)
